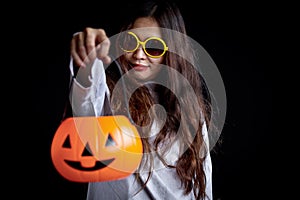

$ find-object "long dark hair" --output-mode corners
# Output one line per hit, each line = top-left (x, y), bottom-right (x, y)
(107, 1), (212, 199)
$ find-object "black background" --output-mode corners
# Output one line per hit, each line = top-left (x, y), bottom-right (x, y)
(28, 1), (276, 199)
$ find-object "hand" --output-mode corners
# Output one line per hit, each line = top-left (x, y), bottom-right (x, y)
(71, 27), (111, 68)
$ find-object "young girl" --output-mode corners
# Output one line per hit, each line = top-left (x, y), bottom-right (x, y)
(68, 1), (213, 199)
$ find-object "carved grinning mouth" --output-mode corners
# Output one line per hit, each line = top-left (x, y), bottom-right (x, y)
(64, 158), (115, 171)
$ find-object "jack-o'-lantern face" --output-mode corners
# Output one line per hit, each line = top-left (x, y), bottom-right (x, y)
(51, 116), (143, 182)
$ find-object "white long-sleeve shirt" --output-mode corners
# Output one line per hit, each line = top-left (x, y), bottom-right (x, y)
(69, 58), (213, 200)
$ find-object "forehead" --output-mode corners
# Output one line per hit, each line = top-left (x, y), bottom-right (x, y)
(131, 17), (162, 39)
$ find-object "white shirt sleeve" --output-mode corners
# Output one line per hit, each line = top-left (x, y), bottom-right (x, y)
(68, 58), (110, 117)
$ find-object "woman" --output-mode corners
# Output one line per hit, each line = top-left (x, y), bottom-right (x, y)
(68, 1), (213, 199)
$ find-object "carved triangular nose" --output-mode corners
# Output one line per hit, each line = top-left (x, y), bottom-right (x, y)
(81, 143), (94, 156)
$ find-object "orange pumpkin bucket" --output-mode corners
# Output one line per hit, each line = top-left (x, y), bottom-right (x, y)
(51, 115), (143, 182)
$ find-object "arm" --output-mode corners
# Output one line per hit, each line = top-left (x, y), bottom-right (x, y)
(68, 28), (112, 117)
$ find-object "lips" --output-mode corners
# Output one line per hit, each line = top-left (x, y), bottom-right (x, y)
(130, 63), (149, 71)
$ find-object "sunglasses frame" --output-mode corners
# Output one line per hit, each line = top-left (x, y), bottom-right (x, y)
(120, 31), (168, 58)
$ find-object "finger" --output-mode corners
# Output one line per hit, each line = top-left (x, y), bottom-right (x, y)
(96, 37), (111, 64)
(84, 27), (98, 63)
(71, 32), (90, 67)
(78, 31), (90, 65)
(101, 55), (112, 65)
(71, 34), (85, 67)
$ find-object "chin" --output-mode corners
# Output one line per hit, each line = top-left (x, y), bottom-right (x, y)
(129, 71), (151, 82)
(134, 75), (151, 83)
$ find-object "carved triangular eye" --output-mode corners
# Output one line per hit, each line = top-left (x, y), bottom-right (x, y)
(105, 133), (117, 147)
(81, 143), (94, 157)
(62, 135), (71, 148)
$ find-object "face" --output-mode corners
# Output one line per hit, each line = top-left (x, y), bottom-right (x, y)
(123, 17), (165, 82)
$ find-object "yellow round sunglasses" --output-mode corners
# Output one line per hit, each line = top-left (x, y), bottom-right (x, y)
(120, 31), (168, 58)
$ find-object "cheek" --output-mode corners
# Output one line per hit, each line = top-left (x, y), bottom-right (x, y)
(150, 63), (163, 74)
(149, 57), (164, 74)
(149, 56), (164, 65)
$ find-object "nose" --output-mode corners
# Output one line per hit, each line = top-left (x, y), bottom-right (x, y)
(133, 46), (147, 59)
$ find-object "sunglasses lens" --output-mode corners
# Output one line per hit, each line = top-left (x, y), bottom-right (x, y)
(145, 39), (165, 56)
(120, 33), (138, 51)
